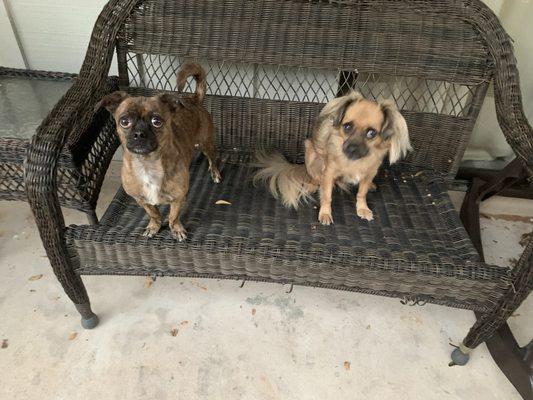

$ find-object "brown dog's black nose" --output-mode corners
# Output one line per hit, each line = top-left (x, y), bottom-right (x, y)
(133, 131), (146, 140)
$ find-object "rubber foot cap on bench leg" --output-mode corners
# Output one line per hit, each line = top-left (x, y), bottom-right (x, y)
(450, 348), (470, 366)
(81, 314), (99, 329)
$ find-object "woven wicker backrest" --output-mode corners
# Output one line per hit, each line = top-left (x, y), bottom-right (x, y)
(116, 0), (494, 176)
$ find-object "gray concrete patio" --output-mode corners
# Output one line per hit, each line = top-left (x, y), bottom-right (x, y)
(0, 161), (531, 399)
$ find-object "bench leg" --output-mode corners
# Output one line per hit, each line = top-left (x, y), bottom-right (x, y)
(56, 272), (100, 329)
(451, 318), (532, 400)
(75, 302), (99, 329)
(450, 256), (532, 399)
(28, 196), (99, 329)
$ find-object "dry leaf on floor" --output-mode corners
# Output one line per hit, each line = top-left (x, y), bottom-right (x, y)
(191, 282), (208, 291)
(215, 200), (232, 205)
(144, 277), (154, 288)
(252, 308), (256, 316)
(170, 328), (178, 337)
(29, 274), (43, 281)
(1, 339), (8, 349)
(343, 361), (351, 370)
(180, 321), (188, 326)
(68, 332), (78, 341)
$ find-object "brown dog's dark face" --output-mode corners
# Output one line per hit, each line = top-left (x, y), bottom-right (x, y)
(96, 92), (178, 155)
(333, 99), (387, 161)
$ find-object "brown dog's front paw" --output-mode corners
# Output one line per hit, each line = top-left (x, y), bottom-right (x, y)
(357, 207), (374, 221)
(318, 211), (333, 226)
(142, 222), (161, 238)
(170, 223), (188, 242)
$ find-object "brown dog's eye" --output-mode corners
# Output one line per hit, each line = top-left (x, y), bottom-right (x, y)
(366, 129), (377, 139)
(342, 122), (353, 134)
(119, 117), (131, 129)
(151, 116), (163, 128)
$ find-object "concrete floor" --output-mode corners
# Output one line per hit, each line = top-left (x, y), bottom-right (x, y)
(0, 162), (531, 400)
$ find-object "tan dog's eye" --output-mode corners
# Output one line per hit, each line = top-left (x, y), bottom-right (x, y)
(342, 122), (352, 134)
(366, 129), (377, 139)
(119, 117), (131, 129)
(151, 116), (163, 128)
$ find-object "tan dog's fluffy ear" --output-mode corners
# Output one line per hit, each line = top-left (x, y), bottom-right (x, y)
(320, 91), (364, 127)
(380, 100), (412, 164)
(94, 91), (130, 114)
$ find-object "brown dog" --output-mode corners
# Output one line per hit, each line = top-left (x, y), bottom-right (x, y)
(254, 91), (411, 224)
(95, 62), (221, 240)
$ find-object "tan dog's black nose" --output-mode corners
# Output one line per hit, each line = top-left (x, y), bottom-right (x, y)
(342, 138), (369, 160)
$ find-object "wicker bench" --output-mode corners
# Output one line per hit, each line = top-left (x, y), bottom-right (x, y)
(25, 0), (532, 375)
(0, 67), (118, 223)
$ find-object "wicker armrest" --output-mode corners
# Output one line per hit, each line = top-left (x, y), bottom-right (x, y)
(493, 53), (533, 175)
(468, 3), (533, 173)
(24, 0), (139, 305)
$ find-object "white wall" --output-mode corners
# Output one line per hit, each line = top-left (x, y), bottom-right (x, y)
(0, 2), (25, 68)
(2, 0), (117, 74)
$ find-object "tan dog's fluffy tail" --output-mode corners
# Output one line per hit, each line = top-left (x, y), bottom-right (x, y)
(253, 152), (318, 209)
(177, 62), (206, 103)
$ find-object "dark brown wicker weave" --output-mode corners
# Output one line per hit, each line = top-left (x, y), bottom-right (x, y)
(25, 0), (532, 373)
(0, 67), (119, 224)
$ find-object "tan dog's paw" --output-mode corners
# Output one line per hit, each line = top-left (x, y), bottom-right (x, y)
(170, 223), (188, 242)
(211, 169), (222, 184)
(357, 207), (374, 221)
(318, 211), (333, 226)
(142, 222), (161, 238)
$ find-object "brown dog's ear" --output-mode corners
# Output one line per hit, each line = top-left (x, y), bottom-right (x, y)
(157, 92), (195, 110)
(320, 91), (363, 127)
(94, 91), (130, 114)
(156, 93), (181, 111)
(380, 100), (412, 164)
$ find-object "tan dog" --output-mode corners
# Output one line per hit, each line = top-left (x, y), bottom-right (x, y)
(254, 91), (411, 224)
(95, 62), (221, 240)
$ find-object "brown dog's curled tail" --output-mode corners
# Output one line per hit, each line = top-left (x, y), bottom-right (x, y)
(253, 152), (318, 209)
(177, 62), (206, 103)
